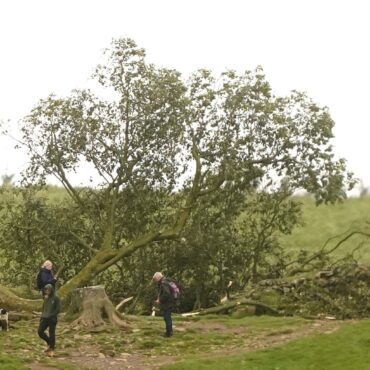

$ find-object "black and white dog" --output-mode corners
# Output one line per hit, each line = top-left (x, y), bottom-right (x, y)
(0, 308), (9, 331)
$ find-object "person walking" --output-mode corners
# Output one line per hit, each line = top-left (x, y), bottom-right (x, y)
(153, 272), (176, 337)
(37, 284), (61, 357)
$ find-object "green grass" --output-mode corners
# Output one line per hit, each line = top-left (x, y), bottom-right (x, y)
(3, 314), (370, 370)
(0, 315), (314, 368)
(161, 319), (370, 370)
(0, 354), (28, 370)
(280, 196), (370, 262)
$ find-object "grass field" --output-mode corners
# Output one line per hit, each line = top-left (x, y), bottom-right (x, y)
(1, 315), (369, 370)
(0, 354), (28, 370)
(161, 318), (370, 370)
(280, 196), (370, 262)
(0, 314), (356, 370)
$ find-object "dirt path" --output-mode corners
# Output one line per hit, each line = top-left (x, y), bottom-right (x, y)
(27, 318), (352, 370)
(204, 319), (344, 357)
(28, 352), (174, 370)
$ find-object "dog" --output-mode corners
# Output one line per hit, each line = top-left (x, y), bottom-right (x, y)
(0, 308), (9, 331)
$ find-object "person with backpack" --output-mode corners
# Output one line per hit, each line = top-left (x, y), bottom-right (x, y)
(37, 260), (57, 295)
(153, 271), (179, 337)
(37, 283), (61, 357)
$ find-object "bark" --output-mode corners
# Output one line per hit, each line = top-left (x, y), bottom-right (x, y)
(0, 285), (42, 312)
(193, 286), (202, 311)
(186, 298), (280, 316)
(9, 311), (37, 321)
(67, 285), (129, 330)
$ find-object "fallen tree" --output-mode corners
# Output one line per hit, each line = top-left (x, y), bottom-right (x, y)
(235, 260), (370, 319)
(182, 298), (280, 317)
(0, 285), (41, 312)
(181, 230), (370, 319)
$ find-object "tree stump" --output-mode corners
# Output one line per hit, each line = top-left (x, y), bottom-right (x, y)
(67, 285), (128, 330)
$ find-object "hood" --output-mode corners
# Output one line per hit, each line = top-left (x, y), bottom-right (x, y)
(44, 283), (55, 296)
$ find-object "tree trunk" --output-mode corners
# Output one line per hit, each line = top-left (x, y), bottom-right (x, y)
(0, 285), (42, 312)
(67, 285), (129, 330)
(193, 285), (202, 311)
(58, 250), (116, 299)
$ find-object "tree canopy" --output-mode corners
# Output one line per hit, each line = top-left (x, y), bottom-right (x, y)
(13, 38), (353, 299)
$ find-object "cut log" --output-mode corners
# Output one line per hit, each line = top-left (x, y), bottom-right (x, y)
(182, 298), (280, 317)
(67, 285), (129, 330)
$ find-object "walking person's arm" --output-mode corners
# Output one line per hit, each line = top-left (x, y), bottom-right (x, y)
(49, 297), (61, 318)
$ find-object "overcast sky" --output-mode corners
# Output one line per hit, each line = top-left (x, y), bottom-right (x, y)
(0, 0), (369, 192)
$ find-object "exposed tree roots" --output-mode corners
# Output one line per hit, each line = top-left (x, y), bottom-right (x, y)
(67, 285), (129, 330)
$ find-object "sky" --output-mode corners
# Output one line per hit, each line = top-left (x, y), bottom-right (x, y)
(0, 0), (369, 193)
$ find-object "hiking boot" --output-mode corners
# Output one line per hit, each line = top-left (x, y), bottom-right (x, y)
(163, 332), (173, 337)
(46, 350), (54, 357)
(44, 347), (51, 353)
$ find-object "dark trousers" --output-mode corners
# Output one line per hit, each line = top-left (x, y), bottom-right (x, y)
(38, 317), (57, 349)
(162, 309), (173, 335)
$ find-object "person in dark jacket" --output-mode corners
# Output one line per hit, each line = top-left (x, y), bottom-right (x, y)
(153, 272), (175, 337)
(37, 260), (57, 294)
(38, 283), (61, 357)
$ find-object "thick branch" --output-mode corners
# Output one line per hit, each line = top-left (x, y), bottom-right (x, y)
(0, 285), (42, 312)
(69, 230), (99, 253)
(183, 298), (280, 316)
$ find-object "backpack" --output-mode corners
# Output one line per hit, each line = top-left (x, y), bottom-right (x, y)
(36, 270), (43, 290)
(166, 279), (180, 300)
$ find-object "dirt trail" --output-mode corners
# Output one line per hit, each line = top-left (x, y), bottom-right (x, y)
(27, 318), (352, 370)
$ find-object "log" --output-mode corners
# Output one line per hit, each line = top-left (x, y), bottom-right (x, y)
(115, 296), (133, 311)
(0, 285), (42, 312)
(9, 311), (38, 322)
(182, 298), (280, 317)
(67, 285), (129, 330)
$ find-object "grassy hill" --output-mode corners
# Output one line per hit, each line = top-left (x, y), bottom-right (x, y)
(279, 196), (370, 263)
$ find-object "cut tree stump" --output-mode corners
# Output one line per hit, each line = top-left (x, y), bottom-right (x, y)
(67, 285), (128, 330)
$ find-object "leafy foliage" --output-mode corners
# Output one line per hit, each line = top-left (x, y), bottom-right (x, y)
(1, 37), (354, 302)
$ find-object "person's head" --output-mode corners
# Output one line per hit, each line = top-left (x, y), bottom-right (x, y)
(42, 260), (53, 270)
(43, 284), (54, 297)
(153, 272), (163, 283)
